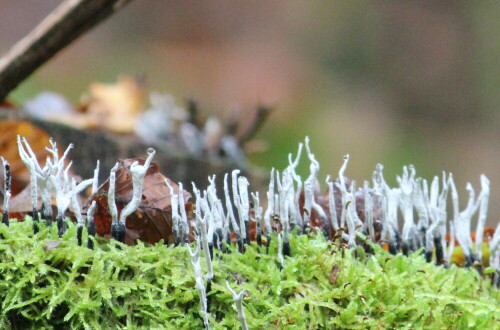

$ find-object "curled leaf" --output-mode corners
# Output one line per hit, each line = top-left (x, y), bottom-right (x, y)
(88, 158), (192, 245)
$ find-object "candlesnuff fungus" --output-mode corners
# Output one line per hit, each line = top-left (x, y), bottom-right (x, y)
(17, 136), (40, 228)
(1, 157), (11, 226)
(489, 223), (500, 285)
(87, 200), (97, 249)
(476, 175), (490, 262)
(398, 166), (416, 255)
(336, 155), (361, 248)
(288, 142), (304, 231)
(17, 136), (93, 235)
(224, 173), (242, 250)
(108, 148), (156, 243)
(5, 136), (500, 288)
(71, 178), (84, 246)
(424, 173), (450, 263)
(178, 182), (190, 243)
(206, 175), (226, 252)
(187, 238), (210, 328)
(91, 159), (100, 195)
(251, 191), (262, 245)
(277, 232), (284, 266)
(1, 135), (500, 328)
(108, 162), (122, 242)
(226, 281), (249, 330)
(326, 175), (339, 233)
(166, 180), (181, 244)
(232, 170), (249, 247)
(191, 183), (214, 282)
(304, 136), (328, 235)
(119, 148), (156, 224)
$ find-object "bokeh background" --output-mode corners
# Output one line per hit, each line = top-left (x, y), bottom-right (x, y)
(0, 1), (498, 218)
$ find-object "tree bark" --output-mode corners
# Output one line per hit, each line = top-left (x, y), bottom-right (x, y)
(0, 0), (134, 102)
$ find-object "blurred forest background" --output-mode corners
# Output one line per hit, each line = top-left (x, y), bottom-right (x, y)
(0, 1), (498, 218)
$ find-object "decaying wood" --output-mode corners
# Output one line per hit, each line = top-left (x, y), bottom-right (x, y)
(0, 0), (134, 102)
(0, 108), (264, 199)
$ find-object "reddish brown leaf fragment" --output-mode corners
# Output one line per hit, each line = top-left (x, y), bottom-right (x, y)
(88, 158), (192, 245)
(329, 264), (341, 286)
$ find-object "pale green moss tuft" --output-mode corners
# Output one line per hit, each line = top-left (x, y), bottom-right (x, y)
(0, 219), (499, 328)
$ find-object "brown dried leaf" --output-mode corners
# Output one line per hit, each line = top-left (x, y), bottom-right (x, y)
(0, 120), (53, 194)
(329, 264), (341, 286)
(88, 158), (192, 245)
(86, 76), (146, 133)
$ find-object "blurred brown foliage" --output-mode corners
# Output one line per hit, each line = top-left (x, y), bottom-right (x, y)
(0, 1), (498, 220)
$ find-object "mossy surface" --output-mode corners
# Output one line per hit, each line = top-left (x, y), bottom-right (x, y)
(0, 219), (499, 329)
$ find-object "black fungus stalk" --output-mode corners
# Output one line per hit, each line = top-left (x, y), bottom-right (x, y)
(87, 219), (96, 249)
(464, 253), (477, 268)
(388, 231), (400, 255)
(322, 217), (331, 241)
(434, 236), (444, 265)
(111, 222), (126, 243)
(41, 203), (53, 226)
(236, 233), (245, 253)
(56, 214), (65, 237)
(283, 238), (291, 257)
(174, 233), (181, 246)
(256, 221), (262, 246)
(32, 207), (40, 234)
(401, 242), (409, 256)
(206, 280), (212, 315)
(244, 221), (250, 245)
(421, 227), (427, 250)
(211, 229), (222, 256)
(388, 242), (398, 255)
(1, 209), (8, 227)
(266, 234), (272, 254)
(425, 250), (433, 263)
(77, 226), (83, 246)
(208, 243), (214, 260)
(1, 158), (11, 226)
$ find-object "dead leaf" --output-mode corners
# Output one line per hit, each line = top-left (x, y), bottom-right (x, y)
(329, 264), (341, 286)
(85, 76), (146, 133)
(88, 158), (192, 245)
(0, 120), (53, 194)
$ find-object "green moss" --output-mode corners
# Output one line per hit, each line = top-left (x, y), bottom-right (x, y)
(0, 219), (499, 329)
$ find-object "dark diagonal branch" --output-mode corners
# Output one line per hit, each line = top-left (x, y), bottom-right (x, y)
(237, 105), (272, 145)
(0, 0), (134, 102)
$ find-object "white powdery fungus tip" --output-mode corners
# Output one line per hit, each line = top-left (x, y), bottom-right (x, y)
(92, 160), (100, 195)
(226, 281), (249, 330)
(224, 173), (239, 234)
(178, 182), (190, 239)
(17, 136), (40, 213)
(231, 170), (247, 239)
(398, 165), (416, 252)
(187, 239), (210, 329)
(71, 179), (84, 227)
(363, 180), (375, 241)
(450, 176), (478, 264)
(87, 200), (97, 224)
(237, 176), (250, 238)
(326, 175), (339, 232)
(119, 149), (156, 224)
(168, 180), (181, 238)
(108, 163), (119, 226)
(192, 181), (214, 281)
(263, 168), (275, 236)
